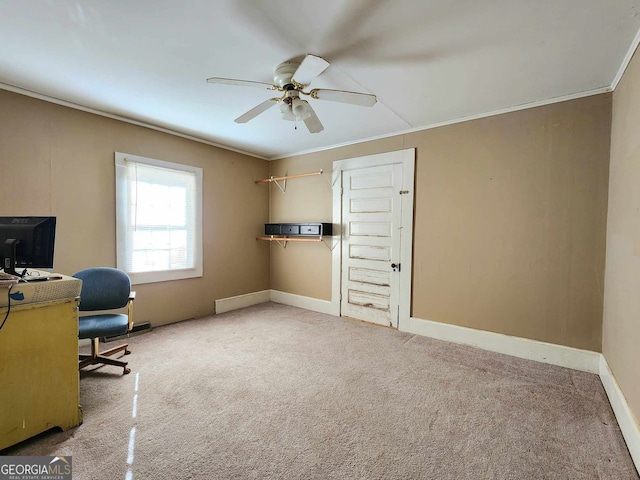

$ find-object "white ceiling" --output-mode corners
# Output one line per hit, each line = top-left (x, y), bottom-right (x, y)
(1, 1), (640, 160)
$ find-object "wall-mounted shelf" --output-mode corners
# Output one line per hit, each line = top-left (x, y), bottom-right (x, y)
(257, 235), (338, 251)
(255, 169), (331, 193)
(265, 222), (332, 236)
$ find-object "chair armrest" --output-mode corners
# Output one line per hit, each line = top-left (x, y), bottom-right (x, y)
(127, 291), (136, 332)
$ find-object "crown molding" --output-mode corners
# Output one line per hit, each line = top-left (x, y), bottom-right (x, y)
(0, 80), (615, 163)
(0, 82), (267, 161)
(611, 26), (640, 90)
(268, 86), (612, 160)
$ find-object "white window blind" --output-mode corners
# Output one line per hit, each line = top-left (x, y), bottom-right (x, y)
(115, 152), (203, 284)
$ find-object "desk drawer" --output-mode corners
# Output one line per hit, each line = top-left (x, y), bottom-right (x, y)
(281, 225), (300, 235)
(264, 224), (281, 235)
(300, 224), (320, 235)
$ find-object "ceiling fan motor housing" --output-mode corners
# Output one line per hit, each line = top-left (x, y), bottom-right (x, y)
(273, 61), (300, 89)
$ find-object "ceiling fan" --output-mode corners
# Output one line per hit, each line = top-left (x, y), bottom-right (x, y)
(206, 54), (377, 133)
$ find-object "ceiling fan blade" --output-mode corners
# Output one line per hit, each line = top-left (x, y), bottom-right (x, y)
(234, 98), (279, 123)
(207, 77), (277, 90)
(302, 103), (324, 134)
(309, 88), (377, 107)
(291, 54), (330, 87)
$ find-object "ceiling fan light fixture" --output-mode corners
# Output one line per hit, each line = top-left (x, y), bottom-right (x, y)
(282, 111), (297, 121)
(292, 97), (310, 119)
(280, 103), (295, 121)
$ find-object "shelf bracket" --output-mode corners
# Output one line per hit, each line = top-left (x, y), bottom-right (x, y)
(321, 236), (339, 251)
(271, 177), (287, 194)
(261, 235), (288, 248)
(274, 238), (288, 248)
(320, 169), (333, 188)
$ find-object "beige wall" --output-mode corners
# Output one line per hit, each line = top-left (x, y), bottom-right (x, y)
(267, 158), (335, 299)
(604, 46), (640, 423)
(0, 86), (616, 354)
(0, 90), (270, 327)
(271, 94), (612, 351)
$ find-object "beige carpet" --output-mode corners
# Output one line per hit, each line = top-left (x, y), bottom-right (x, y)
(2, 302), (638, 479)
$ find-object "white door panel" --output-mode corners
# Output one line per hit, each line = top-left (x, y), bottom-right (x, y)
(349, 171), (395, 190)
(348, 266), (391, 286)
(348, 289), (390, 310)
(349, 197), (393, 214)
(349, 244), (392, 261)
(349, 221), (392, 237)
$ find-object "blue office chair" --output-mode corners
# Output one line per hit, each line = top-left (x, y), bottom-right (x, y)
(73, 267), (136, 375)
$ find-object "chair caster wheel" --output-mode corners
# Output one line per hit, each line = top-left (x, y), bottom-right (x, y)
(123, 367), (131, 375)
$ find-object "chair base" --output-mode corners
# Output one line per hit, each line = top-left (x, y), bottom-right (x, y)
(80, 337), (131, 375)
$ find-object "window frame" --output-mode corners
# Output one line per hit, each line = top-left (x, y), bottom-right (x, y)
(115, 152), (203, 285)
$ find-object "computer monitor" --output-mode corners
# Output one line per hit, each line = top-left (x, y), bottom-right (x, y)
(0, 217), (56, 276)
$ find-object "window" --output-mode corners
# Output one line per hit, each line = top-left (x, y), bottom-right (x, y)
(115, 152), (202, 284)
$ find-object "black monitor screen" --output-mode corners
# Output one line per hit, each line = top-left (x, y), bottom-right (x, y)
(0, 216), (56, 275)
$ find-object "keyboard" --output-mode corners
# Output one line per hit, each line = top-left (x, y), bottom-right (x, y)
(23, 274), (63, 282)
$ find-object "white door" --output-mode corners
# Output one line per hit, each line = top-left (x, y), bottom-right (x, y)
(341, 163), (403, 327)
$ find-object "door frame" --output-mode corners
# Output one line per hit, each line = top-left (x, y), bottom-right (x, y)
(331, 148), (415, 329)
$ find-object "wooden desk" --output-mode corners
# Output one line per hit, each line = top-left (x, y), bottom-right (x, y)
(0, 298), (82, 450)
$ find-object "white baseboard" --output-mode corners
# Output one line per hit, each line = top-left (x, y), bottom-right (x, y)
(599, 356), (640, 473)
(215, 290), (271, 314)
(269, 290), (334, 315)
(404, 316), (601, 374)
(214, 290), (333, 315)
